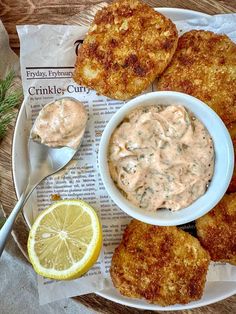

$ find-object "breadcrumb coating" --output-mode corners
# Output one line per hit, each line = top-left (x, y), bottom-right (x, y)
(196, 193), (236, 265)
(110, 220), (210, 306)
(74, 0), (178, 100)
(157, 30), (236, 126)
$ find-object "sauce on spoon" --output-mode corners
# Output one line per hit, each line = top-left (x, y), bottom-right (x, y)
(31, 97), (88, 149)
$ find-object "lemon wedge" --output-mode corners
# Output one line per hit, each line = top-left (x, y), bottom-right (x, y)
(27, 199), (102, 280)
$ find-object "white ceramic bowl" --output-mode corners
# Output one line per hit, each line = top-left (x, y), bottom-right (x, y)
(99, 91), (234, 226)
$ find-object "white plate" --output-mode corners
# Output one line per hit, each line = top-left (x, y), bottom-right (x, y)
(12, 8), (236, 311)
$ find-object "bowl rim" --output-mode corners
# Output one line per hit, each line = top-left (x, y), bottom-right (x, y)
(98, 91), (234, 226)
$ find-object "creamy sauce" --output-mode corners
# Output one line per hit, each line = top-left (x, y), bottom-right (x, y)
(31, 98), (88, 149)
(108, 105), (214, 211)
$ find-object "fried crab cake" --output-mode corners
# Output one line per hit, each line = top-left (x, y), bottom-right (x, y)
(228, 122), (236, 193)
(110, 220), (210, 306)
(196, 193), (236, 265)
(157, 30), (236, 126)
(73, 0), (178, 100)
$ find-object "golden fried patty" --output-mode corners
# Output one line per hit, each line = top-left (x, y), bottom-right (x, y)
(196, 193), (236, 265)
(157, 30), (236, 126)
(73, 0), (178, 100)
(228, 122), (236, 193)
(110, 220), (210, 306)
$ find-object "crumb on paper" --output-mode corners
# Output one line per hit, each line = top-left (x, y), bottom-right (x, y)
(51, 194), (62, 201)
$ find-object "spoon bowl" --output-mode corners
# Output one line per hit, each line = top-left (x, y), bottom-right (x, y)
(28, 139), (77, 187)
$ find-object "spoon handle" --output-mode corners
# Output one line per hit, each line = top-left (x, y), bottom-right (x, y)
(0, 193), (26, 257)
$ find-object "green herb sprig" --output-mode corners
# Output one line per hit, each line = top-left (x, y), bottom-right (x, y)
(0, 217), (6, 229)
(0, 70), (22, 140)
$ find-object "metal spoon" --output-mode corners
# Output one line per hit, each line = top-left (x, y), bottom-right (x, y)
(0, 102), (85, 256)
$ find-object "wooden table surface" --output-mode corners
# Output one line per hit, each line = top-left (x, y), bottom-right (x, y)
(0, 0), (236, 313)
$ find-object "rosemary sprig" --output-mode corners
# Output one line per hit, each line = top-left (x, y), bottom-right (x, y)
(0, 70), (22, 140)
